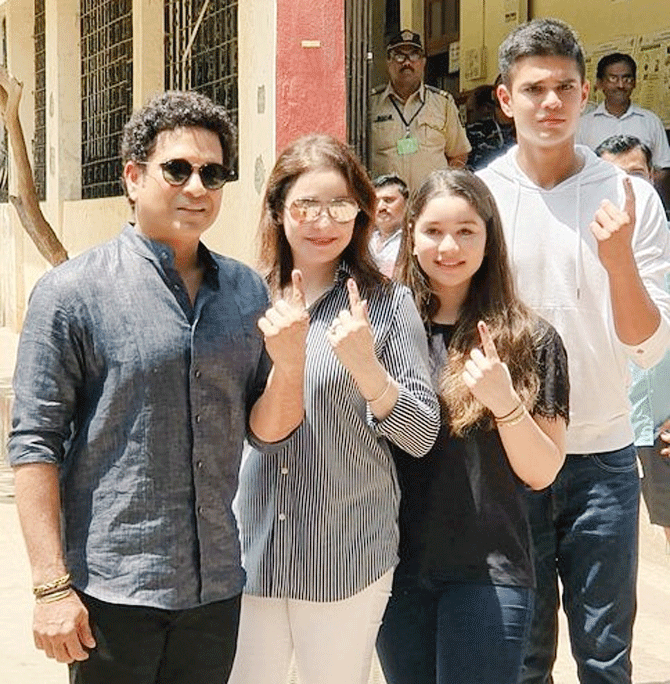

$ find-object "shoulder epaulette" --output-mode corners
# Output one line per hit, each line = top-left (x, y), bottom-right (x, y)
(370, 84), (386, 96)
(425, 85), (453, 100)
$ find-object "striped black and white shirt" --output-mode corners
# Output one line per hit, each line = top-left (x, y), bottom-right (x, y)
(238, 264), (440, 602)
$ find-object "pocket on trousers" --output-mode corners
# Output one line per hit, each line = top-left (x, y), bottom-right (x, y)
(590, 445), (637, 474)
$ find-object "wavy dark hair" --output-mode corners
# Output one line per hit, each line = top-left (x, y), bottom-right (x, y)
(395, 169), (540, 435)
(258, 134), (384, 296)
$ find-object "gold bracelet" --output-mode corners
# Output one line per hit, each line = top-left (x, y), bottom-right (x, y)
(496, 405), (527, 427)
(367, 374), (392, 405)
(493, 401), (523, 421)
(37, 582), (73, 598)
(33, 573), (71, 597)
(36, 588), (73, 604)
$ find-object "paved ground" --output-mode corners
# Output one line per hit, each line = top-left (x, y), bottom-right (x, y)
(2, 322), (669, 683)
(2, 480), (669, 683)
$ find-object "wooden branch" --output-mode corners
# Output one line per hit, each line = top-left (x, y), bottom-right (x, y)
(0, 67), (68, 266)
(9, 194), (68, 265)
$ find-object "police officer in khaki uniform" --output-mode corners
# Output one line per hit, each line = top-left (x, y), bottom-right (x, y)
(370, 30), (471, 192)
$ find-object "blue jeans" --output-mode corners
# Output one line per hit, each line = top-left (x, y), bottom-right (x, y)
(376, 575), (534, 684)
(521, 446), (640, 684)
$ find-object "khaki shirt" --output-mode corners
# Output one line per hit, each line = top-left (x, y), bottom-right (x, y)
(370, 82), (471, 191)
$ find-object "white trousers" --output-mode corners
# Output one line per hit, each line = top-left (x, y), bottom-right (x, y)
(228, 569), (393, 684)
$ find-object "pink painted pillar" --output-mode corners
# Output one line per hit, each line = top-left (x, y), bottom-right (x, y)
(275, 0), (347, 153)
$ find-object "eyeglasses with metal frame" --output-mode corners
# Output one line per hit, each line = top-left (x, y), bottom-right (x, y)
(286, 198), (360, 224)
(388, 49), (423, 63)
(603, 74), (635, 85)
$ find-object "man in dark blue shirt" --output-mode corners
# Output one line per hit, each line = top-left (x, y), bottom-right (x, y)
(9, 91), (307, 684)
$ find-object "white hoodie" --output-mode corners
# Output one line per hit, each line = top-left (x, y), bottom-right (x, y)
(478, 145), (670, 454)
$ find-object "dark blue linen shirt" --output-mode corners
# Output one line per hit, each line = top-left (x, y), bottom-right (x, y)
(9, 224), (271, 610)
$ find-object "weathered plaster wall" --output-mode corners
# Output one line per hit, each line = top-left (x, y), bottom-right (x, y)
(275, 0), (347, 151)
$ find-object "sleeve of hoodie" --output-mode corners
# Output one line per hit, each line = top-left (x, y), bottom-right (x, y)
(623, 177), (670, 368)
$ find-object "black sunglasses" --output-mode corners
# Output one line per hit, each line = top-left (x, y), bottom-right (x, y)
(140, 158), (229, 190)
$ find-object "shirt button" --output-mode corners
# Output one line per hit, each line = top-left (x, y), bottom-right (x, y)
(278, 513), (286, 521)
(197, 461), (203, 469)
(280, 467), (289, 475)
(195, 414), (201, 423)
(194, 370), (202, 378)
(198, 506), (204, 515)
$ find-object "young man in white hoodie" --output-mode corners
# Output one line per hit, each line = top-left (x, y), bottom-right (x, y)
(477, 18), (670, 684)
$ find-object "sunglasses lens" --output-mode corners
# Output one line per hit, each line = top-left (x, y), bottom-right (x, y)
(289, 199), (359, 223)
(289, 201), (319, 223)
(161, 159), (192, 185)
(329, 201), (359, 222)
(199, 163), (228, 190)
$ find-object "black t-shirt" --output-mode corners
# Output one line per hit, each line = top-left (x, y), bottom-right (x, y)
(392, 319), (569, 588)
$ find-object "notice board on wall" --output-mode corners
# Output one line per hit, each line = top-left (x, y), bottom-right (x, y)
(584, 31), (670, 126)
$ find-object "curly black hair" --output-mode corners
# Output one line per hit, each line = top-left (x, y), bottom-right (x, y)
(121, 90), (236, 169)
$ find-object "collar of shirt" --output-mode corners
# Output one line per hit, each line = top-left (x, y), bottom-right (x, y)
(381, 81), (426, 106)
(371, 227), (402, 249)
(594, 101), (643, 120)
(120, 223), (220, 290)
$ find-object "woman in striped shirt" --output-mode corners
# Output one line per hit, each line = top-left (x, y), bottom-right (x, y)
(229, 134), (440, 684)
(376, 169), (569, 684)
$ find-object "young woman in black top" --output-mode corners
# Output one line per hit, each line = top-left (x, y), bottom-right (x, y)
(376, 169), (569, 684)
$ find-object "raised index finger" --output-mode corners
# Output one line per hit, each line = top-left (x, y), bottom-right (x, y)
(291, 269), (307, 309)
(477, 320), (499, 360)
(347, 278), (364, 317)
(622, 176), (635, 225)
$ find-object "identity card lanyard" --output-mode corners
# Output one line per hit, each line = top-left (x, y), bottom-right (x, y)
(390, 96), (425, 155)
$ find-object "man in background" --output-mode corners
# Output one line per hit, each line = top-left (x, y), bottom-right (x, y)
(578, 53), (670, 208)
(369, 174), (408, 277)
(466, 76), (516, 170)
(370, 30), (470, 192)
(596, 134), (670, 551)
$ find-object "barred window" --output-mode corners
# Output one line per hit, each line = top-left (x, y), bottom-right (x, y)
(165, 0), (238, 178)
(34, 0), (46, 201)
(0, 17), (8, 203)
(80, 0), (133, 199)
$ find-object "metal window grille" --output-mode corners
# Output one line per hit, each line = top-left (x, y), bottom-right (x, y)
(165, 0), (238, 179)
(346, 0), (371, 166)
(80, 0), (133, 199)
(0, 17), (8, 203)
(34, 0), (46, 201)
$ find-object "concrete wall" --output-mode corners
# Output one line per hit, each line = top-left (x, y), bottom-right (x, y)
(460, 0), (670, 91)
(401, 0), (424, 38)
(0, 0), (278, 333)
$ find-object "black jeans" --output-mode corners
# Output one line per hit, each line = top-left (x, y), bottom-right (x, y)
(69, 592), (241, 684)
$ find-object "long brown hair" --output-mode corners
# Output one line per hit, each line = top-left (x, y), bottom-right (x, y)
(396, 169), (540, 435)
(258, 134), (384, 296)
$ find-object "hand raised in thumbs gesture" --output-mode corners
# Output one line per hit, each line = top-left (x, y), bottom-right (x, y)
(590, 176), (636, 274)
(462, 321), (520, 417)
(326, 278), (377, 376)
(258, 269), (309, 375)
